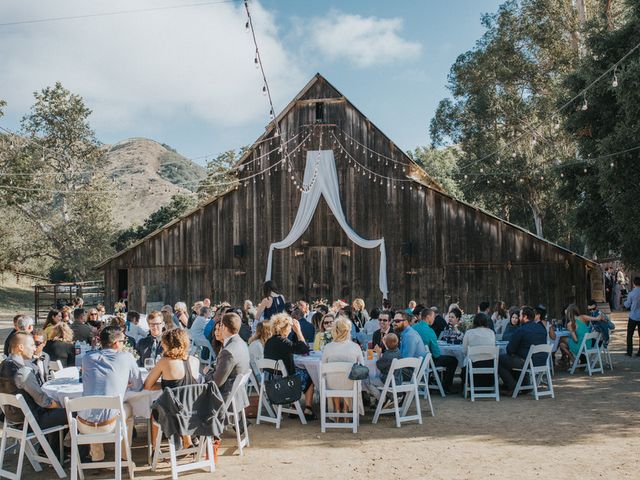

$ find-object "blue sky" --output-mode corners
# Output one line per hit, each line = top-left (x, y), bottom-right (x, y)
(0, 0), (502, 164)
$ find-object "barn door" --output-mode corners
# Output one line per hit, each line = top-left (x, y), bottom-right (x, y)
(304, 247), (352, 303)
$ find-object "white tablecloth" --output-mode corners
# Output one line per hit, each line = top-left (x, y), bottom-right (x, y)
(42, 369), (161, 418)
(551, 330), (570, 352)
(438, 341), (509, 369)
(294, 351), (378, 388)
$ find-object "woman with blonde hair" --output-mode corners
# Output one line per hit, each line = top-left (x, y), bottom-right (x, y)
(248, 321), (271, 370)
(351, 298), (369, 330)
(321, 316), (363, 415)
(144, 328), (200, 446)
(264, 313), (315, 419)
(43, 323), (76, 367)
(313, 313), (336, 350)
(173, 302), (189, 329)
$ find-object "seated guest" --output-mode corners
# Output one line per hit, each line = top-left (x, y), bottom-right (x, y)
(443, 308), (464, 339)
(71, 308), (93, 344)
(429, 307), (448, 339)
(415, 308), (458, 393)
(462, 313), (496, 387)
(135, 311), (165, 366)
(109, 316), (136, 348)
(61, 306), (72, 324)
(492, 302), (510, 337)
(498, 306), (547, 394)
(362, 307), (381, 336)
(392, 311), (426, 381)
(43, 323), (76, 367)
(369, 333), (402, 395)
(32, 328), (48, 384)
(125, 311), (147, 344)
(559, 303), (606, 366)
(238, 308), (253, 343)
(161, 305), (174, 331)
(189, 306), (212, 345)
(351, 298), (369, 331)
(501, 307), (521, 342)
(310, 311), (324, 334)
(144, 328), (200, 448)
(477, 301), (496, 332)
(534, 304), (556, 343)
(291, 307), (315, 343)
(173, 302), (189, 329)
(321, 317), (363, 414)
(248, 321), (271, 371)
(87, 308), (102, 329)
(80, 326), (143, 462)
(42, 309), (62, 340)
(209, 312), (251, 399)
(372, 310), (394, 351)
(0, 331), (67, 454)
(585, 299), (612, 345)
(313, 313), (336, 350)
(4, 314), (34, 356)
(264, 313), (315, 419)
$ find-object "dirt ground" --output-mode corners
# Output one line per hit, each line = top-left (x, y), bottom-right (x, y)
(1, 313), (639, 480)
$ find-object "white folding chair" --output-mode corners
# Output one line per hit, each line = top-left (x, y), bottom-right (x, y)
(569, 331), (604, 375)
(255, 359), (306, 429)
(0, 393), (67, 480)
(372, 357), (422, 427)
(421, 346), (445, 397)
(415, 354), (434, 416)
(600, 339), (613, 371)
(47, 360), (64, 379)
(463, 346), (500, 402)
(246, 369), (261, 397)
(64, 395), (134, 480)
(319, 362), (359, 433)
(52, 366), (79, 380)
(224, 371), (252, 455)
(512, 344), (554, 400)
(192, 341), (215, 369)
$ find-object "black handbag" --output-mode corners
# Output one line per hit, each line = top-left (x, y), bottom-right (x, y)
(265, 361), (303, 405)
(348, 362), (369, 381)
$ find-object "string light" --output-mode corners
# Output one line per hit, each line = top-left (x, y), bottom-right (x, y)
(612, 67), (619, 88)
(581, 96), (588, 111)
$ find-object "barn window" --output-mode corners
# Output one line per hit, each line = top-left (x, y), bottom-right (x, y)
(315, 102), (324, 122)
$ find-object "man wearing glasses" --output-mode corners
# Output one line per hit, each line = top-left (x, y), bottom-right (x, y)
(79, 326), (143, 462)
(392, 312), (427, 382)
(372, 311), (394, 352)
(136, 311), (165, 367)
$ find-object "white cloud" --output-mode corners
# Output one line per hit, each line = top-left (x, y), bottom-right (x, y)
(306, 11), (422, 68)
(0, 0), (304, 132)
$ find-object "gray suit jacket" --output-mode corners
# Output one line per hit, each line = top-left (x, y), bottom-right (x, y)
(211, 334), (251, 398)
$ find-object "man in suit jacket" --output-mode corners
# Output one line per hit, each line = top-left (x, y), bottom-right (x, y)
(210, 312), (251, 400)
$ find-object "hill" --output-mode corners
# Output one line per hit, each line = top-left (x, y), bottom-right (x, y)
(103, 138), (205, 228)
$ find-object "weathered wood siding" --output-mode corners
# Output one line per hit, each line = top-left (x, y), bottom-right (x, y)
(99, 76), (595, 318)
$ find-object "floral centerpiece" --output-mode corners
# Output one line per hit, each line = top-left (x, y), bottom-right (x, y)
(321, 330), (333, 347)
(459, 314), (475, 333)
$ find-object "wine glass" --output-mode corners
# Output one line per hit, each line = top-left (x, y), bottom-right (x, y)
(144, 357), (155, 370)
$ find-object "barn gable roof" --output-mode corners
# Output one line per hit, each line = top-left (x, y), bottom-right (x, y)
(96, 73), (596, 268)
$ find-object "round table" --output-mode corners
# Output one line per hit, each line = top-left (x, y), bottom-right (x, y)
(42, 368), (161, 418)
(294, 351), (378, 387)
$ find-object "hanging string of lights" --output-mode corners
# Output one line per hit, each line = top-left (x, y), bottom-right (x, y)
(334, 128), (412, 170)
(456, 38), (640, 174)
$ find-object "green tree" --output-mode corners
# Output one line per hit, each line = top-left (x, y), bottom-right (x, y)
(560, 0), (640, 266)
(429, 0), (591, 238)
(112, 193), (197, 251)
(197, 149), (243, 201)
(408, 146), (465, 200)
(0, 83), (115, 279)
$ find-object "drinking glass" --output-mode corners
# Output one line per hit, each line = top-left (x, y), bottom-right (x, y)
(144, 358), (155, 370)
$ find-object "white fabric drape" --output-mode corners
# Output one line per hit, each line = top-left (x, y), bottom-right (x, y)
(265, 150), (388, 298)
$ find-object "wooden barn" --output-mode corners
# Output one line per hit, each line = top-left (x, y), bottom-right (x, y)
(96, 74), (601, 317)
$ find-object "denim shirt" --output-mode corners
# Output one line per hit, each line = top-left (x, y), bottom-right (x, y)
(80, 349), (143, 422)
(624, 287), (640, 321)
(399, 327), (426, 359)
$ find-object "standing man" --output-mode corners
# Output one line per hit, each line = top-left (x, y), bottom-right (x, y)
(80, 326), (143, 462)
(624, 276), (640, 357)
(604, 267), (614, 311)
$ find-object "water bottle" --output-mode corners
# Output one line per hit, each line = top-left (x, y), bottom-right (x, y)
(74, 340), (81, 356)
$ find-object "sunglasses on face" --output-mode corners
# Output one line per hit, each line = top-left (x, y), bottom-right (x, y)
(323, 321), (333, 326)
(379, 318), (390, 322)
(393, 319), (405, 324)
(34, 341), (44, 347)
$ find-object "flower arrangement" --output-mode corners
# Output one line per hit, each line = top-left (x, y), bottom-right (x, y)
(311, 298), (329, 310)
(113, 301), (126, 313)
(459, 314), (475, 333)
(321, 330), (333, 347)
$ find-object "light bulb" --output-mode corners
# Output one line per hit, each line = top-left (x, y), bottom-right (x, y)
(581, 98), (588, 111)
(612, 75), (618, 88)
